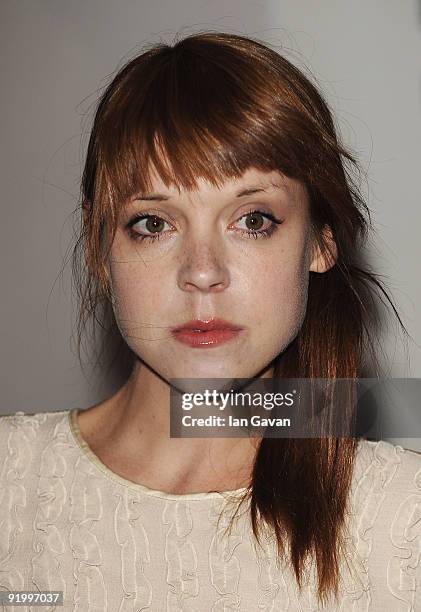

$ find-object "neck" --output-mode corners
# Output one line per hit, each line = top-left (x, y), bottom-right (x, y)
(77, 360), (264, 494)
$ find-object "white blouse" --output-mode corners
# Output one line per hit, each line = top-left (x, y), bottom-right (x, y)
(0, 408), (421, 611)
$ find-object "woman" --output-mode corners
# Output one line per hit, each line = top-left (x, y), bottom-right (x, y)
(1, 31), (420, 611)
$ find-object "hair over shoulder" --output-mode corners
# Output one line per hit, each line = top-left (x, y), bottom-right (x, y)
(71, 30), (409, 606)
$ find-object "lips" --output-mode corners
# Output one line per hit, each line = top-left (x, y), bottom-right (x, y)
(171, 318), (243, 348)
(171, 318), (243, 332)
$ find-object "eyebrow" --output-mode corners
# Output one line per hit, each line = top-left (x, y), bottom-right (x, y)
(132, 182), (287, 202)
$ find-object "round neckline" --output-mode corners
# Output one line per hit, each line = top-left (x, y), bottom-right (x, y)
(67, 407), (249, 502)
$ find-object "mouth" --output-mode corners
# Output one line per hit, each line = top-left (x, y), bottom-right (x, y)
(171, 318), (243, 348)
(171, 318), (243, 333)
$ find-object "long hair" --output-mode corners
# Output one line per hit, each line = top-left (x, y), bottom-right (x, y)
(71, 31), (408, 604)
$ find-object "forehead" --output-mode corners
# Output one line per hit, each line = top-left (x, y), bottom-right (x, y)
(138, 165), (303, 201)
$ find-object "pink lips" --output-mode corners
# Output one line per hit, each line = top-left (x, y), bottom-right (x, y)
(171, 318), (243, 348)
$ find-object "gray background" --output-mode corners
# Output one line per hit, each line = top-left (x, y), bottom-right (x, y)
(1, 1), (420, 449)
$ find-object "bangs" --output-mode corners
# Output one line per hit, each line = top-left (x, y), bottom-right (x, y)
(97, 41), (311, 204)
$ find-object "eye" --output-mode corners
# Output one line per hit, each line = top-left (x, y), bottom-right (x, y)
(232, 209), (283, 239)
(126, 214), (173, 243)
(125, 209), (283, 243)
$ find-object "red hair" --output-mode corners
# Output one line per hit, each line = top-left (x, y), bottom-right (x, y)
(71, 31), (408, 605)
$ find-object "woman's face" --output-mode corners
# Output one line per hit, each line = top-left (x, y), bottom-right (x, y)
(107, 166), (328, 381)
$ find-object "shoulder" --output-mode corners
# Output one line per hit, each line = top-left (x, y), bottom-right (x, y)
(355, 437), (421, 490)
(0, 409), (69, 428)
(348, 439), (421, 605)
(0, 409), (72, 461)
(351, 438), (421, 546)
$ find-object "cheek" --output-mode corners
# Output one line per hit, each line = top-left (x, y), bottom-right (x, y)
(254, 251), (310, 341)
(112, 267), (164, 303)
(108, 261), (167, 336)
(276, 266), (309, 324)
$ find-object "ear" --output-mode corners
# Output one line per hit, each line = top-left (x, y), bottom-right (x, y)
(309, 225), (338, 273)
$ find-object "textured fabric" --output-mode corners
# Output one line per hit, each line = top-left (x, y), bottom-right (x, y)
(0, 408), (421, 611)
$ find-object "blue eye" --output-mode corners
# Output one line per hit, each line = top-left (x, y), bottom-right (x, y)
(126, 209), (283, 243)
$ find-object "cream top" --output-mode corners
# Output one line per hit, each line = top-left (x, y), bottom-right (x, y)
(1, 408), (421, 611)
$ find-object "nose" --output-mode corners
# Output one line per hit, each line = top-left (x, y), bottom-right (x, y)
(177, 240), (230, 293)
